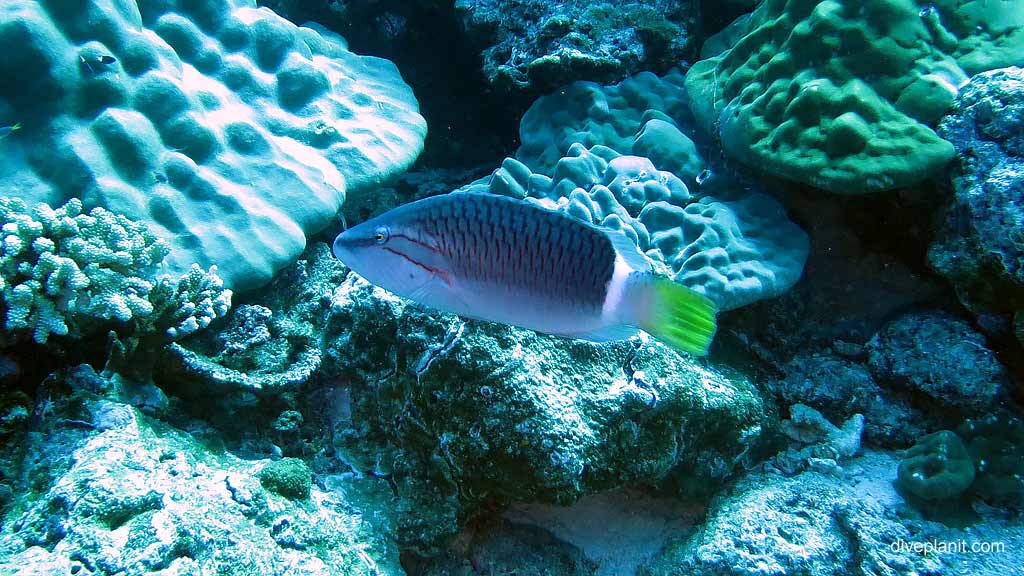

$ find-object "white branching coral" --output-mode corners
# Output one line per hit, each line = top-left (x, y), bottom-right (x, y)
(0, 197), (231, 344)
(148, 264), (233, 341)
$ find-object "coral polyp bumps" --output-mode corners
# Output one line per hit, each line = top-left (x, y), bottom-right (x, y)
(0, 0), (426, 291)
(0, 197), (229, 345)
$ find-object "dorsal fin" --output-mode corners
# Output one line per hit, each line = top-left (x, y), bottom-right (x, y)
(605, 230), (651, 273)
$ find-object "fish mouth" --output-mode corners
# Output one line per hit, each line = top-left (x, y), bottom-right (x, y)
(332, 231), (374, 259)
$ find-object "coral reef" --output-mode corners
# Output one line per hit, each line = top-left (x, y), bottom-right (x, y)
(454, 0), (696, 93)
(685, 0), (1024, 193)
(0, 0), (426, 290)
(0, 197), (229, 346)
(931, 67), (1024, 334)
(464, 144), (809, 310)
(866, 311), (1006, 414)
(0, 366), (399, 576)
(0, 2), (1021, 575)
(897, 430), (975, 501)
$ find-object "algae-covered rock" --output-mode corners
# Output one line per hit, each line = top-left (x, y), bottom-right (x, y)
(768, 351), (926, 446)
(642, 456), (944, 576)
(164, 241), (773, 551)
(158, 244), (345, 397)
(932, 67), (1024, 331)
(454, 0), (696, 94)
(897, 430), (975, 501)
(324, 269), (773, 508)
(865, 311), (1006, 413)
(0, 366), (399, 576)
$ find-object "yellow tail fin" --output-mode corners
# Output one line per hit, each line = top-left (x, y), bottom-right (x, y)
(638, 276), (717, 356)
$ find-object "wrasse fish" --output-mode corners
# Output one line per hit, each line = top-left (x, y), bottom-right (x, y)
(332, 192), (717, 355)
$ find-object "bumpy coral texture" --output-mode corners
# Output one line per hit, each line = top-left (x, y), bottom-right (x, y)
(685, 0), (1024, 194)
(897, 430), (975, 501)
(0, 197), (231, 345)
(463, 144), (809, 310)
(0, 0), (426, 290)
(0, 197), (163, 343)
(516, 68), (698, 176)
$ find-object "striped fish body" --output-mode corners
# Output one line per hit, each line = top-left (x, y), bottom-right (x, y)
(332, 192), (716, 354)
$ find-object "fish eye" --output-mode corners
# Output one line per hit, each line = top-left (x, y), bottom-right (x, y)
(373, 225), (390, 244)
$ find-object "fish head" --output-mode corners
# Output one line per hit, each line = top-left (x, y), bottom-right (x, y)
(332, 210), (442, 298)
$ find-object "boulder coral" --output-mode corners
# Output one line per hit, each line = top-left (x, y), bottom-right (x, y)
(0, 0), (426, 290)
(463, 144), (809, 311)
(515, 68), (698, 177)
(685, 0), (1024, 193)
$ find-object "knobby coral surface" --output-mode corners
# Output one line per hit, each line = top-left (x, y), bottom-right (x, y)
(685, 0), (1024, 193)
(0, 0), (426, 290)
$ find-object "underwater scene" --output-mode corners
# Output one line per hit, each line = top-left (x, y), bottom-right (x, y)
(0, 0), (1022, 574)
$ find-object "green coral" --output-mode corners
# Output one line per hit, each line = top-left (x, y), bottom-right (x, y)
(897, 430), (975, 501)
(685, 0), (1024, 194)
(258, 457), (312, 501)
(956, 415), (1024, 507)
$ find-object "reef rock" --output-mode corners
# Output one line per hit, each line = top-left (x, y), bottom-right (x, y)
(0, 366), (399, 576)
(932, 67), (1024, 335)
(865, 311), (1006, 414)
(454, 0), (697, 93)
(323, 268), (773, 508)
(642, 454), (945, 576)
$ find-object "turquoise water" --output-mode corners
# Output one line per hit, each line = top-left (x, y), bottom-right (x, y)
(0, 1), (1021, 574)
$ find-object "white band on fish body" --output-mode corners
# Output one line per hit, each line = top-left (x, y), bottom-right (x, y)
(601, 253), (632, 324)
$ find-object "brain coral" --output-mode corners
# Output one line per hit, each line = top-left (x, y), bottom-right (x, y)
(0, 0), (426, 290)
(685, 0), (1024, 194)
(462, 144), (809, 310)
